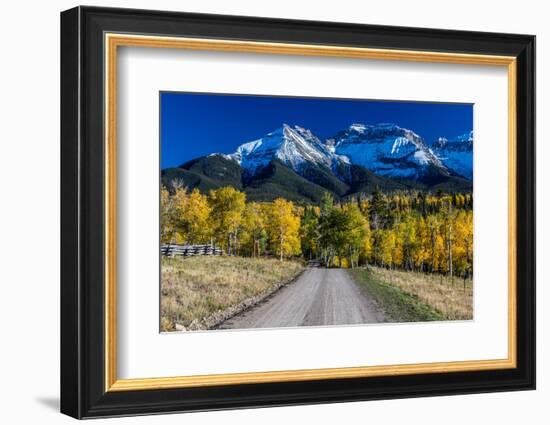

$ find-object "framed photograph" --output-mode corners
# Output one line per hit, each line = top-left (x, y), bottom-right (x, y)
(60, 6), (535, 419)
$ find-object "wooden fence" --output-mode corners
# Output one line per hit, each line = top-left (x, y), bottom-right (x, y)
(161, 244), (224, 257)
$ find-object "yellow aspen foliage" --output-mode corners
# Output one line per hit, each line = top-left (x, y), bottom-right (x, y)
(159, 183), (473, 277)
(360, 218), (373, 263)
(183, 189), (212, 244)
(208, 187), (246, 255)
(414, 217), (430, 270)
(435, 234), (447, 273)
(166, 188), (212, 244)
(240, 202), (266, 257)
(266, 198), (301, 261)
(160, 186), (175, 243)
(381, 230), (396, 267)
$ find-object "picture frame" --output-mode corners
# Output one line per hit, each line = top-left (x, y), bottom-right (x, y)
(60, 5), (535, 419)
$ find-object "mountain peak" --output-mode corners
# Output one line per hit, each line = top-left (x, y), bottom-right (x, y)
(430, 131), (474, 179)
(206, 122), (472, 187)
(226, 124), (344, 177)
(332, 122), (446, 180)
(433, 130), (473, 148)
(349, 123), (367, 133)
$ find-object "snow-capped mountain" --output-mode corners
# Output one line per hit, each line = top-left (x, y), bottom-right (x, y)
(218, 122), (474, 185)
(225, 124), (348, 177)
(166, 122), (473, 203)
(430, 131), (473, 179)
(330, 123), (450, 180)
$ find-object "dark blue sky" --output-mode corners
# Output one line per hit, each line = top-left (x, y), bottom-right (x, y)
(161, 92), (473, 168)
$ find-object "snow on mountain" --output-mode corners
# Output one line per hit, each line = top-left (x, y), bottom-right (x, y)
(430, 131), (473, 179)
(210, 123), (473, 185)
(226, 124), (347, 177)
(331, 123), (449, 180)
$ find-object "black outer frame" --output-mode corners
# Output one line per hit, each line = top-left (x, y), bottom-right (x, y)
(60, 6), (535, 419)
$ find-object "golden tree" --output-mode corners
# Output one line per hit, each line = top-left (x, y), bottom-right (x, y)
(167, 188), (212, 244)
(240, 202), (266, 257)
(340, 203), (368, 268)
(208, 187), (246, 255)
(266, 198), (301, 261)
(160, 186), (175, 244)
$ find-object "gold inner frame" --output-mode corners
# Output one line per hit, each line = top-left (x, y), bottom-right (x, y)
(104, 33), (517, 392)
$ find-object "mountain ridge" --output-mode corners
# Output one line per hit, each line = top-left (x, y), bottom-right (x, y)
(429, 130), (474, 179)
(162, 123), (473, 203)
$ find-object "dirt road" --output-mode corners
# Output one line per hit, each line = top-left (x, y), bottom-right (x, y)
(218, 268), (384, 330)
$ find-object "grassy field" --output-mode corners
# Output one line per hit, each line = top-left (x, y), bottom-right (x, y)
(161, 256), (304, 331)
(349, 267), (473, 322)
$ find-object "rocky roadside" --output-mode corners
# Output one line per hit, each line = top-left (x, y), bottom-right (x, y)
(173, 268), (306, 332)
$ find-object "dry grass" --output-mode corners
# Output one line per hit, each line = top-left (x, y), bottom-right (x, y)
(369, 267), (473, 320)
(161, 256), (304, 331)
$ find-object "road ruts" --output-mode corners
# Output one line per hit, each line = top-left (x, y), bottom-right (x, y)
(218, 268), (384, 330)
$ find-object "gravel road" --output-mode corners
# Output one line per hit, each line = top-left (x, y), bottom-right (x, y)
(218, 267), (384, 330)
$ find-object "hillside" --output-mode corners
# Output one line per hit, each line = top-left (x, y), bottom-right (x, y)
(162, 123), (473, 202)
